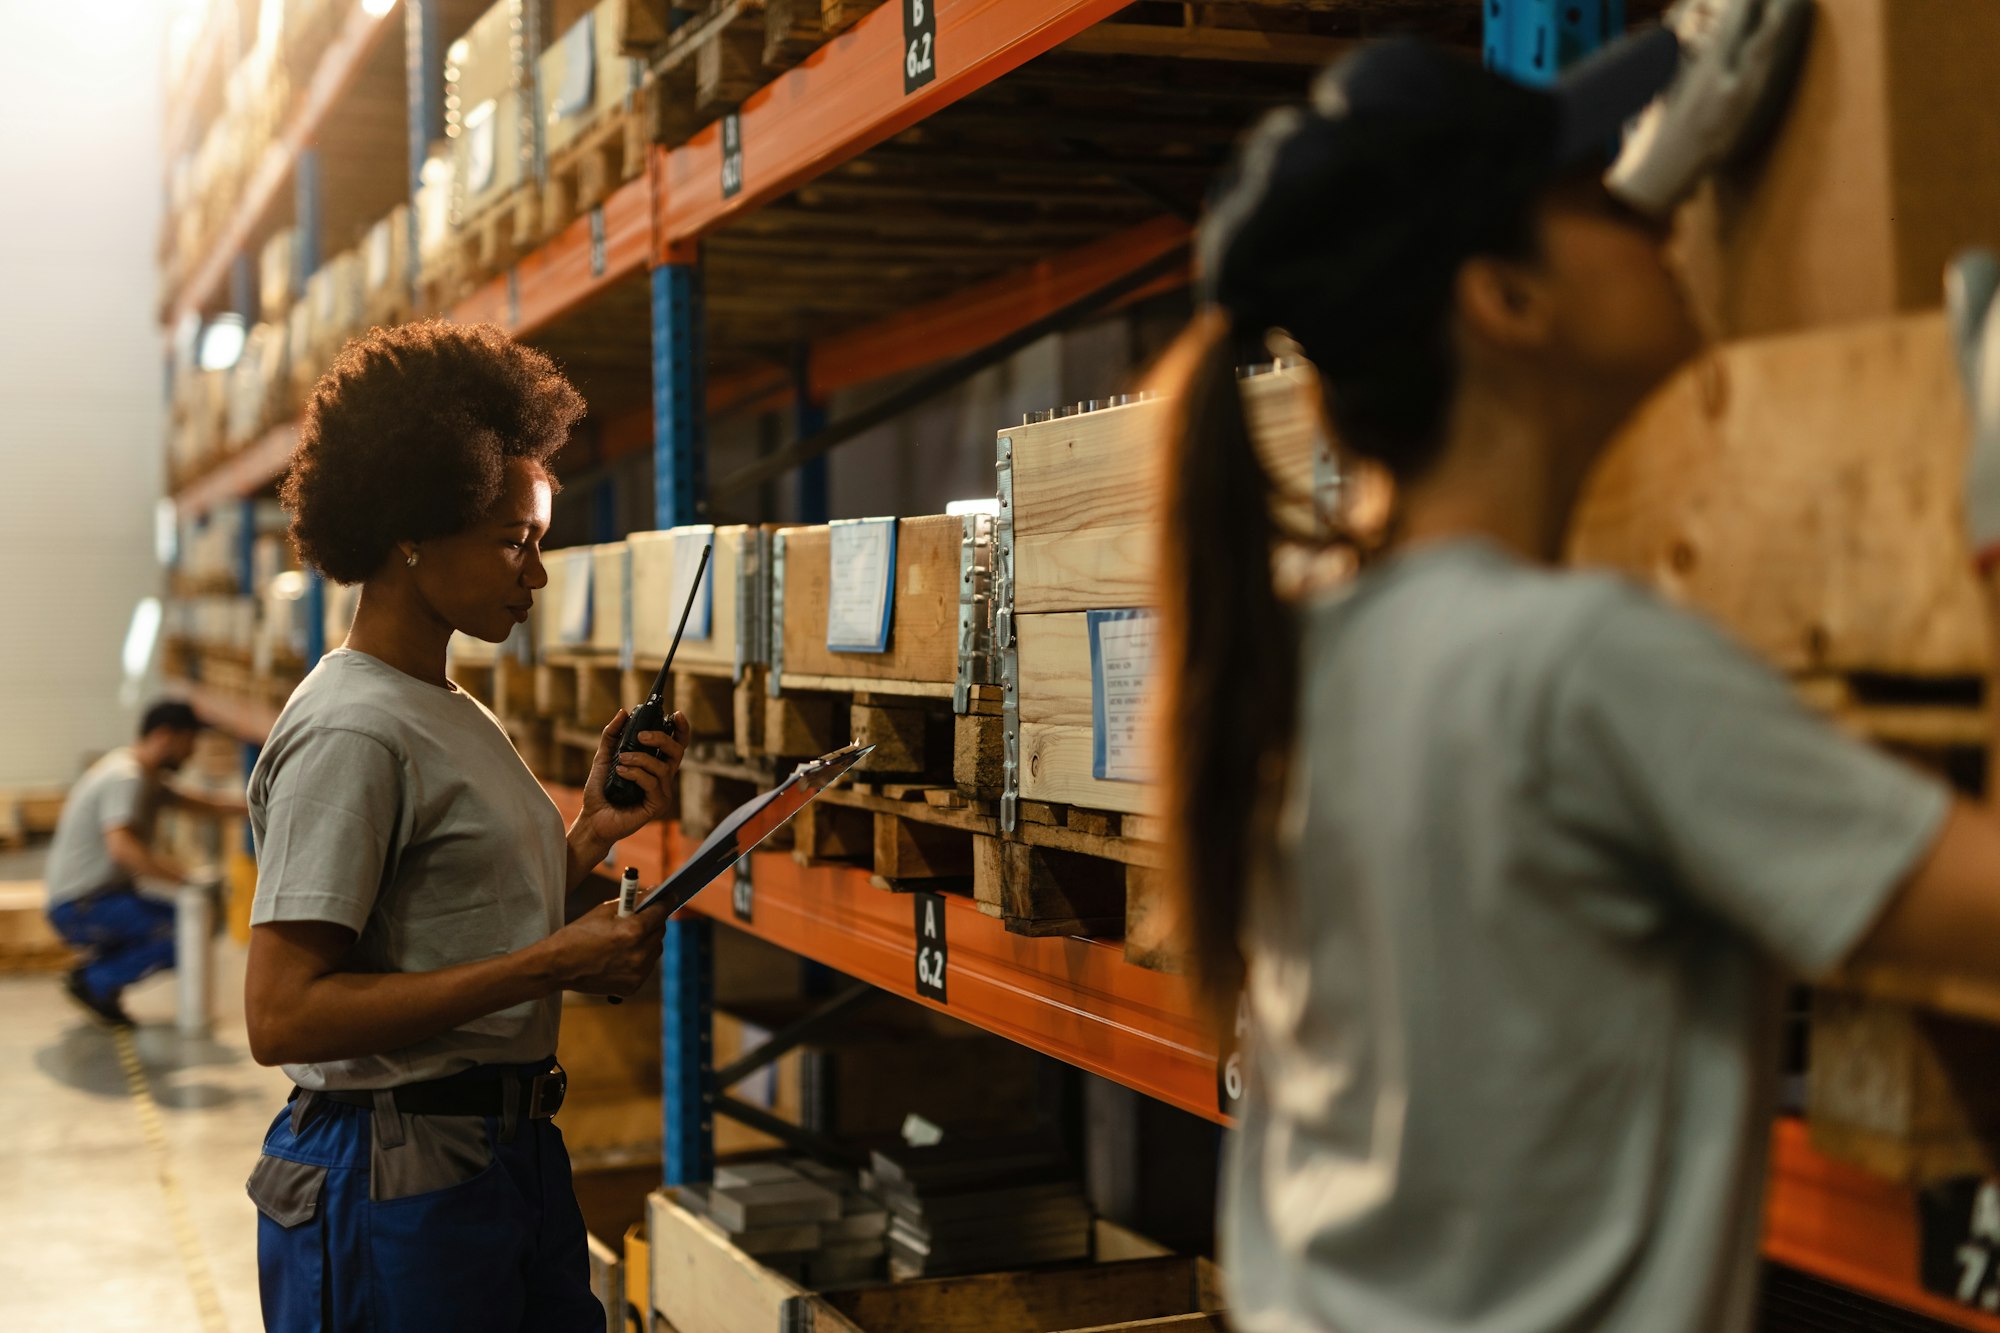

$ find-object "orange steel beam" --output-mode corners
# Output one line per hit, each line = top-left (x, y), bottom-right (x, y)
(1764, 1117), (2000, 1330)
(702, 214), (1193, 425)
(174, 422), (300, 517)
(449, 175), (652, 335)
(810, 215), (1191, 400)
(542, 783), (1224, 1121)
(653, 0), (1132, 255)
(167, 1), (401, 326)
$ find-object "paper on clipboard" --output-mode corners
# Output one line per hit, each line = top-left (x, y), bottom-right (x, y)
(826, 518), (897, 653)
(634, 743), (874, 915)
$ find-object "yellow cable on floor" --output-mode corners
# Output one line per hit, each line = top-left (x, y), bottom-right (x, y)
(113, 1026), (229, 1333)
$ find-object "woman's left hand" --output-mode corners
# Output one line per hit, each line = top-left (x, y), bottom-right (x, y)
(576, 707), (689, 847)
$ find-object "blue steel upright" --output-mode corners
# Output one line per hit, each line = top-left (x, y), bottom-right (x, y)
(404, 0), (443, 284)
(293, 145), (327, 668)
(793, 340), (829, 523)
(651, 252), (715, 1187)
(1486, 0), (1624, 85)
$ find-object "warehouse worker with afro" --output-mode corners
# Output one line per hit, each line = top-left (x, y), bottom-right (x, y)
(240, 322), (686, 1331)
(1149, 2), (2000, 1330)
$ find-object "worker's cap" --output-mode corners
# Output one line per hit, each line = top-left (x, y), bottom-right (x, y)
(1200, 28), (1680, 368)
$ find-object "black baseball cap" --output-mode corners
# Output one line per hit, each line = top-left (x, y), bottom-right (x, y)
(1201, 28), (1681, 369)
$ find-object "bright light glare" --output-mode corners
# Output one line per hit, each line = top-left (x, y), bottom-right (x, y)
(198, 315), (247, 372)
(945, 498), (1001, 517)
(123, 599), (163, 682)
(361, 0), (397, 16)
(269, 571), (309, 601)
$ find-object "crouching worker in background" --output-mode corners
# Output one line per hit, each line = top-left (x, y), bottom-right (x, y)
(241, 322), (688, 1332)
(44, 700), (243, 1028)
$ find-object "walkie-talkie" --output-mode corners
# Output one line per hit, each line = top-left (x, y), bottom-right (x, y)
(604, 542), (711, 808)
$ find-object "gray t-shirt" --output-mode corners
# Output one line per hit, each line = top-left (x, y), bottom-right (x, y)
(45, 748), (157, 907)
(248, 649), (568, 1090)
(1222, 539), (1949, 1333)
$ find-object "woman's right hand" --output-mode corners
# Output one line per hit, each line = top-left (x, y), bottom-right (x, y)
(541, 899), (666, 997)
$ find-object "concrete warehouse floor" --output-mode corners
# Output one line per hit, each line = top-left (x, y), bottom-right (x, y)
(0, 846), (290, 1332)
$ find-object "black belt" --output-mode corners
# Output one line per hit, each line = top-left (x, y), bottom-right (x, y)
(293, 1063), (568, 1120)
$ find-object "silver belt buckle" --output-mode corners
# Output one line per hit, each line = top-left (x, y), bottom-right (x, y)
(525, 1065), (567, 1120)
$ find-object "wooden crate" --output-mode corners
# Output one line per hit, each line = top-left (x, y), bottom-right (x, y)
(1001, 368), (1325, 832)
(1677, 0), (2000, 340)
(537, 1), (649, 238)
(632, 524), (770, 759)
(775, 515), (963, 697)
(1569, 312), (1985, 685)
(649, 1190), (1223, 1333)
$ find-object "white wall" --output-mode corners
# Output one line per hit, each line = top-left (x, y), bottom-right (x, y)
(0, 2), (169, 784)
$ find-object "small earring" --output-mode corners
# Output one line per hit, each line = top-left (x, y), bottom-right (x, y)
(406, 548), (420, 568)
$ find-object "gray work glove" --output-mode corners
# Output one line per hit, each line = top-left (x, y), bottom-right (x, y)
(1605, 0), (1815, 217)
(1947, 250), (2000, 572)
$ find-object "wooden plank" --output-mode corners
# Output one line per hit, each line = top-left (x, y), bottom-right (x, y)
(1009, 368), (1321, 613)
(1122, 864), (1183, 974)
(1017, 612), (1093, 728)
(852, 699), (932, 775)
(648, 1192), (860, 1333)
(672, 672), (737, 746)
(778, 516), (963, 685)
(778, 673), (954, 699)
(766, 691), (843, 758)
(873, 812), (973, 880)
(1019, 724), (1158, 817)
(1569, 313), (1986, 678)
(825, 1255), (1209, 1333)
(1055, 1318), (1228, 1333)
(972, 836), (1125, 938)
(954, 712), (1004, 801)
(794, 800), (874, 863)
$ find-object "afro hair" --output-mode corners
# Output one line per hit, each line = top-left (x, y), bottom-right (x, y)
(281, 321), (585, 584)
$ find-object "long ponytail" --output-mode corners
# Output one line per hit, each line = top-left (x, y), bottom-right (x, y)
(1154, 310), (1299, 1015)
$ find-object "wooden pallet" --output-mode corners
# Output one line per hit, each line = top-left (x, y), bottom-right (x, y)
(538, 94), (650, 241)
(646, 0), (856, 147)
(0, 883), (73, 973)
(786, 771), (1174, 964)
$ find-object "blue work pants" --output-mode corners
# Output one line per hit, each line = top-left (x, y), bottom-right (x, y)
(248, 1075), (603, 1332)
(47, 886), (175, 1000)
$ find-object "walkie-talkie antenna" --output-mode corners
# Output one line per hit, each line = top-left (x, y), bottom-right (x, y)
(603, 541), (712, 810)
(649, 542), (710, 696)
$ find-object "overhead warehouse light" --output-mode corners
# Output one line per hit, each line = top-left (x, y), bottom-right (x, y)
(197, 314), (247, 372)
(361, 0), (398, 16)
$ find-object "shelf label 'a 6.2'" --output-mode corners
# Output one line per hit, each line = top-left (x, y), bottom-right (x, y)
(904, 0), (937, 94)
(914, 891), (947, 1002)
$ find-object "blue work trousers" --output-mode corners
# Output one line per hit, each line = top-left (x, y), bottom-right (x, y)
(249, 1075), (603, 1332)
(47, 885), (175, 1000)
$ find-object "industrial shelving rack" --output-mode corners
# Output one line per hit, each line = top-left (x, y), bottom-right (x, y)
(158, 2), (2000, 1328)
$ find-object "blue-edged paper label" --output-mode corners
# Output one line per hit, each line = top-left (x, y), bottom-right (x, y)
(558, 551), (593, 645)
(553, 13), (595, 120)
(827, 518), (898, 654)
(1088, 608), (1157, 782)
(673, 525), (715, 641)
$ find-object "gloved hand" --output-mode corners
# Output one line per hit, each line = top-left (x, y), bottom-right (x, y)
(1605, 0), (1815, 217)
(1947, 250), (2000, 573)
